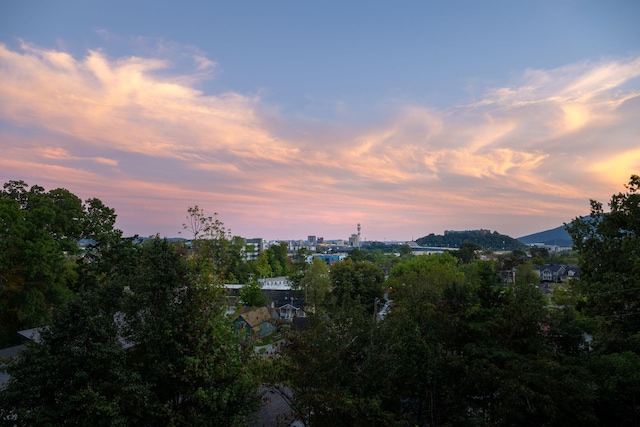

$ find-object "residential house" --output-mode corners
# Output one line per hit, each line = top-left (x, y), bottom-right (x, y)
(535, 264), (580, 283)
(276, 301), (306, 321)
(262, 290), (306, 321)
(225, 278), (307, 322)
(232, 307), (278, 339)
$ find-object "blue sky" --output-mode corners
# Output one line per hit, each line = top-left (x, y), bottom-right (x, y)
(1, 1), (639, 241)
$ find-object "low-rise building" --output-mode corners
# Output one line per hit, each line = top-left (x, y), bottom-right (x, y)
(232, 307), (278, 339)
(534, 264), (581, 283)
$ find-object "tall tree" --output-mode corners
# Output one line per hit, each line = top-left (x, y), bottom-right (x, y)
(1, 237), (260, 426)
(123, 237), (259, 425)
(0, 182), (87, 345)
(0, 286), (150, 426)
(300, 257), (330, 308)
(514, 261), (539, 286)
(252, 250), (273, 279)
(566, 175), (640, 354)
(453, 241), (480, 264)
(566, 175), (640, 425)
(240, 279), (268, 307)
(329, 258), (385, 313)
(82, 197), (121, 245)
(288, 248), (312, 290)
(267, 242), (291, 276)
(387, 252), (465, 305)
(182, 205), (246, 282)
(275, 302), (393, 427)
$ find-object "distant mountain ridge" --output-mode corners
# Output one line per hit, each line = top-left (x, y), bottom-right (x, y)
(517, 222), (578, 248)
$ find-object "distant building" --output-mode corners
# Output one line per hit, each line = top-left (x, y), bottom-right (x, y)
(288, 240), (316, 253)
(534, 264), (580, 283)
(314, 253), (347, 266)
(245, 238), (267, 261)
(406, 241), (450, 255)
(527, 243), (573, 253)
(349, 223), (362, 248)
(258, 276), (293, 289)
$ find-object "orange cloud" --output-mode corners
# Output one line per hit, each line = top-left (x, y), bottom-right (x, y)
(590, 148), (640, 187)
(1, 41), (639, 239)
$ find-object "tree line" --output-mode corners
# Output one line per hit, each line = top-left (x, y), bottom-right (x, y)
(416, 230), (528, 251)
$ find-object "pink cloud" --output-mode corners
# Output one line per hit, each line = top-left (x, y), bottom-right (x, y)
(1, 42), (639, 240)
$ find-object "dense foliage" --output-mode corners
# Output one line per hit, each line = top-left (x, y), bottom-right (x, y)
(1, 236), (259, 426)
(328, 258), (385, 314)
(3, 177), (640, 426)
(566, 174), (640, 424)
(266, 176), (640, 426)
(298, 257), (330, 308)
(359, 241), (412, 254)
(416, 229), (527, 251)
(271, 255), (595, 426)
(347, 248), (403, 275)
(0, 181), (120, 346)
(0, 190), (260, 426)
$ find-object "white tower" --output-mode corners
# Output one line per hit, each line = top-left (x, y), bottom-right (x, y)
(350, 223), (361, 248)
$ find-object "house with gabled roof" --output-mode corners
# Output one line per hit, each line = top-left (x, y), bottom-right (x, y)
(232, 307), (278, 339)
(538, 264), (566, 282)
(276, 302), (306, 321)
(535, 264), (581, 283)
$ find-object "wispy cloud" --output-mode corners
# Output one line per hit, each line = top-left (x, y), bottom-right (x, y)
(1, 41), (639, 239)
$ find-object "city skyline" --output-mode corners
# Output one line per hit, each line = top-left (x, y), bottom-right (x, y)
(1, 1), (639, 241)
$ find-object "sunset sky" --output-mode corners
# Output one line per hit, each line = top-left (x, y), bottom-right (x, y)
(1, 1), (639, 242)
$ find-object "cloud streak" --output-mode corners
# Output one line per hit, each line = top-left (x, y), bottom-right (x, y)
(1, 41), (639, 240)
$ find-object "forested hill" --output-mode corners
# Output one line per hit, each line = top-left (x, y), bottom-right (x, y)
(415, 230), (527, 251)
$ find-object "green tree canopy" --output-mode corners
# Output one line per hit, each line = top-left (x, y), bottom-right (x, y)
(279, 256), (595, 426)
(416, 230), (527, 251)
(387, 252), (465, 304)
(1, 237), (260, 426)
(0, 286), (149, 426)
(239, 279), (268, 307)
(0, 181), (121, 346)
(453, 241), (480, 264)
(274, 303), (392, 426)
(566, 175), (640, 354)
(566, 175), (640, 425)
(329, 258), (385, 313)
(300, 257), (330, 308)
(347, 248), (399, 275)
(182, 205), (247, 283)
